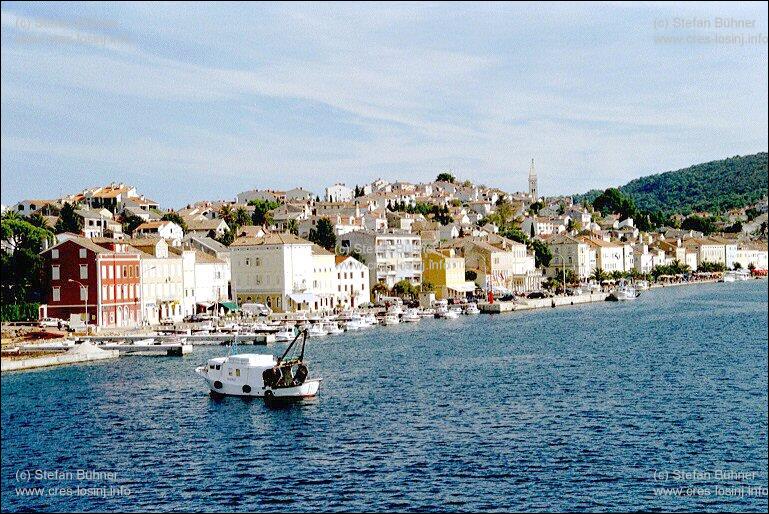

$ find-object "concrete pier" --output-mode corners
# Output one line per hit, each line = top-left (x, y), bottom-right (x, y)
(479, 292), (609, 313)
(1, 343), (119, 372)
(76, 333), (275, 345)
(19, 342), (193, 356)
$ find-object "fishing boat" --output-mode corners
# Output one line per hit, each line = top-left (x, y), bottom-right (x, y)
(464, 303), (480, 315)
(401, 308), (421, 322)
(195, 330), (321, 399)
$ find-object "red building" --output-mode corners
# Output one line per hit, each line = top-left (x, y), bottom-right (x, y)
(40, 236), (142, 327)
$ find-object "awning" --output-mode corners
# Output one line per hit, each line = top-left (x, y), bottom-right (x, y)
(196, 302), (214, 308)
(219, 301), (239, 311)
(448, 282), (476, 293)
(289, 293), (316, 304)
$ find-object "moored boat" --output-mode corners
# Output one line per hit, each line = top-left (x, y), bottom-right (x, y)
(195, 330), (321, 399)
(381, 313), (400, 325)
(464, 303), (480, 315)
(402, 308), (421, 322)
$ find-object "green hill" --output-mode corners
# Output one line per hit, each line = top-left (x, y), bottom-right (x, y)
(574, 153), (768, 215)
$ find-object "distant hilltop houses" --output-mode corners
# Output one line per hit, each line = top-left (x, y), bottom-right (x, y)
(2, 167), (768, 327)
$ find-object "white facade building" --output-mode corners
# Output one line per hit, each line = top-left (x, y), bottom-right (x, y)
(335, 255), (370, 308)
(132, 238), (184, 325)
(324, 183), (354, 203)
(230, 233), (316, 312)
(340, 230), (422, 289)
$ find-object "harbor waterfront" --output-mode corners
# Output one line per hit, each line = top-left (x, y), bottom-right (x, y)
(1, 280), (767, 512)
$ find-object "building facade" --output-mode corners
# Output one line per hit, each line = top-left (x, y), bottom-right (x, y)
(40, 237), (141, 327)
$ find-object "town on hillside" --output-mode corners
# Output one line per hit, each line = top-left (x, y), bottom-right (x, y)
(2, 165), (768, 328)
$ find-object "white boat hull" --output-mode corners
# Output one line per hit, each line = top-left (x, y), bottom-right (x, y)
(196, 366), (321, 398)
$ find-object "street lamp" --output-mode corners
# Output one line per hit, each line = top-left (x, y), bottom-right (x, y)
(68, 278), (88, 329)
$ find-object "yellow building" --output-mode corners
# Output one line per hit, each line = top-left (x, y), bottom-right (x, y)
(422, 249), (475, 300)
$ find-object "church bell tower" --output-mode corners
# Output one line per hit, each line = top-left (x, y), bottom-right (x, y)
(528, 158), (538, 201)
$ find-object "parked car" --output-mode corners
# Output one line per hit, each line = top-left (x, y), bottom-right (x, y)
(39, 317), (67, 328)
(527, 291), (548, 299)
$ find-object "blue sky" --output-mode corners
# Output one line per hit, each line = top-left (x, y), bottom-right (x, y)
(1, 1), (767, 208)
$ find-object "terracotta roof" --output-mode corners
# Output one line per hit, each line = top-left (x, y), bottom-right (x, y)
(231, 232), (312, 247)
(136, 221), (174, 230)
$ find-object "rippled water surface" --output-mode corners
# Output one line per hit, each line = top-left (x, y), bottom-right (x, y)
(2, 281), (767, 512)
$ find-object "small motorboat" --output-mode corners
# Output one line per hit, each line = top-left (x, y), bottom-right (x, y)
(401, 308), (421, 322)
(274, 327), (296, 342)
(307, 324), (327, 337)
(419, 308), (435, 317)
(464, 303), (480, 315)
(381, 313), (400, 325)
(324, 322), (344, 335)
(345, 315), (367, 330)
(634, 280), (650, 291)
(195, 330), (321, 399)
(442, 309), (460, 319)
(608, 285), (640, 301)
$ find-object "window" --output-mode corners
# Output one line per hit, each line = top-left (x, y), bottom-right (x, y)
(51, 249), (59, 259)
(52, 265), (60, 280)
(80, 264), (88, 279)
(122, 266), (127, 278)
(78, 248), (87, 258)
(80, 286), (88, 301)
(101, 266), (107, 279)
(52, 287), (61, 302)
(108, 266), (113, 279)
(102, 286), (108, 299)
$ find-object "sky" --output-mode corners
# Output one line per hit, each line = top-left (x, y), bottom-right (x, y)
(1, 1), (767, 208)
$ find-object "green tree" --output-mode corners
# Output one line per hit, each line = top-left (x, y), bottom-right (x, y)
(591, 267), (607, 283)
(309, 217), (336, 251)
(161, 212), (188, 234)
(436, 172), (455, 183)
(1, 216), (53, 303)
(391, 279), (418, 298)
(286, 219), (299, 235)
(54, 202), (83, 234)
(681, 214), (717, 235)
(249, 199), (279, 225)
(529, 239), (552, 268)
(215, 229), (235, 246)
(372, 282), (389, 299)
(218, 205), (234, 227)
(121, 213), (146, 235)
(234, 206), (251, 227)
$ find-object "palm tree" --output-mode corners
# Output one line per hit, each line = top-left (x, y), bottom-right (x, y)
(591, 267), (607, 283)
(218, 205), (234, 226)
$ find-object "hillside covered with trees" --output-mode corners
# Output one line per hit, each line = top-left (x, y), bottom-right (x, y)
(574, 153), (767, 215)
